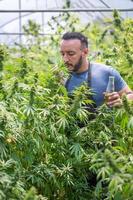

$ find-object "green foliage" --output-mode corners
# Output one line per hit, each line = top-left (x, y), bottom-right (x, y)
(0, 10), (133, 200)
(23, 20), (41, 37)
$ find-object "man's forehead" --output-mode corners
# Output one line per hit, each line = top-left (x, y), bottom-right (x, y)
(60, 39), (81, 48)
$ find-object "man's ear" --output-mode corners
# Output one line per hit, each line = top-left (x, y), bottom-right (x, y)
(82, 48), (89, 57)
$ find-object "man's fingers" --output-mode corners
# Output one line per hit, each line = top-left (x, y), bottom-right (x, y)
(108, 93), (120, 101)
(106, 97), (122, 107)
(104, 92), (122, 107)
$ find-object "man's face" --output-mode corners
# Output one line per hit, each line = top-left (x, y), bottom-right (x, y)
(60, 39), (86, 72)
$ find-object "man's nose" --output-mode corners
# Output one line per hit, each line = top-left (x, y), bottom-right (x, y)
(63, 54), (69, 62)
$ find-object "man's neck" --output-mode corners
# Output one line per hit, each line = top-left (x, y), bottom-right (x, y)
(76, 60), (89, 74)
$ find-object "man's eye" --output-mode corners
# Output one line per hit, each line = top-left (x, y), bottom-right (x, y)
(61, 52), (75, 57)
(68, 52), (75, 56)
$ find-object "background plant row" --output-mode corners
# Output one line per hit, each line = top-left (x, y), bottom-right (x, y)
(0, 11), (133, 200)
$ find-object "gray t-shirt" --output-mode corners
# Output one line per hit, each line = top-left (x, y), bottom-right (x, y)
(65, 62), (127, 106)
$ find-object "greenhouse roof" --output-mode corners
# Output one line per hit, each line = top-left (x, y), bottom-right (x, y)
(0, 0), (133, 45)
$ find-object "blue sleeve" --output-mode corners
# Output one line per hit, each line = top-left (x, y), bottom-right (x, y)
(110, 67), (127, 91)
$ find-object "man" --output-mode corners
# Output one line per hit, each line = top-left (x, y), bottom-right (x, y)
(60, 32), (133, 107)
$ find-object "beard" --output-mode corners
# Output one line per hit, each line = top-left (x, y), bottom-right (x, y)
(73, 55), (83, 72)
(65, 56), (83, 72)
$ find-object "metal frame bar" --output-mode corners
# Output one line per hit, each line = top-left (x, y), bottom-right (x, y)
(0, 8), (133, 12)
(0, 5), (132, 44)
(79, 0), (106, 18)
(99, 0), (110, 8)
(18, 0), (22, 43)
(0, 13), (34, 29)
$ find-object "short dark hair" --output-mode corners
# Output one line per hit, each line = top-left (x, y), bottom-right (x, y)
(62, 32), (88, 48)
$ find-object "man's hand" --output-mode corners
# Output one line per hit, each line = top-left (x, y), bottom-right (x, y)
(104, 92), (122, 107)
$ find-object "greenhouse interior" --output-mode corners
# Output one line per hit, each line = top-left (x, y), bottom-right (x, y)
(0, 0), (133, 199)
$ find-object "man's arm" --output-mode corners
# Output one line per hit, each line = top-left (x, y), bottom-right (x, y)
(105, 85), (133, 107)
(119, 85), (133, 100)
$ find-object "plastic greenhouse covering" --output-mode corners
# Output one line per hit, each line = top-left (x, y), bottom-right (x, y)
(0, 0), (133, 45)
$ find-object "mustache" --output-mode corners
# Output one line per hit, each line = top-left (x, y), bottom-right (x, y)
(64, 62), (72, 66)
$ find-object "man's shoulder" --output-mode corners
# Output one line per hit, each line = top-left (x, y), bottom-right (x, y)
(90, 62), (112, 71)
(90, 62), (114, 75)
